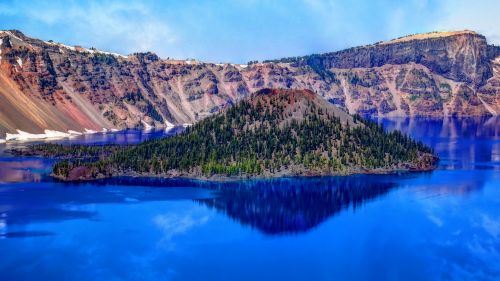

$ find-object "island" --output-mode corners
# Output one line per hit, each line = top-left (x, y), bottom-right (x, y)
(11, 89), (438, 181)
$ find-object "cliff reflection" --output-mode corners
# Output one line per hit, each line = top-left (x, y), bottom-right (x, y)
(196, 176), (398, 235)
(374, 117), (499, 170)
(0, 158), (50, 183)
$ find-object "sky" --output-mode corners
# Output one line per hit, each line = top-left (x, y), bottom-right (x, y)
(0, 0), (499, 63)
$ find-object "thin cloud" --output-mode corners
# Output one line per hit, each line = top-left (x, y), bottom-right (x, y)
(0, 0), (177, 57)
(0, 0), (498, 62)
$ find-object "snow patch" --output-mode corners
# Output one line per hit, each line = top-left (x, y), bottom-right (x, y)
(164, 120), (175, 128)
(110, 128), (120, 132)
(102, 128), (108, 133)
(84, 47), (95, 54)
(16, 57), (22, 68)
(182, 123), (192, 127)
(0, 31), (23, 42)
(5, 129), (74, 141)
(142, 120), (153, 130)
(44, 130), (70, 139)
(80, 46), (128, 58)
(44, 40), (127, 58)
(3, 128), (126, 142)
(47, 42), (76, 51)
(68, 130), (82, 135)
(6, 130), (48, 141)
(96, 50), (128, 59)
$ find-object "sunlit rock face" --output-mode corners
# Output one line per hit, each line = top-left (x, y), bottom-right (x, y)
(0, 30), (498, 136)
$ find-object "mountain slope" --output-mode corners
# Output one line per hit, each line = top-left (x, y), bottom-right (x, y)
(0, 30), (499, 136)
(50, 89), (437, 181)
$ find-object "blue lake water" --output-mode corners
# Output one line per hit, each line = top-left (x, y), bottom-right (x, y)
(0, 118), (499, 281)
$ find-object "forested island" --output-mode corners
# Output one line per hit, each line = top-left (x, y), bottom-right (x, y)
(11, 89), (438, 181)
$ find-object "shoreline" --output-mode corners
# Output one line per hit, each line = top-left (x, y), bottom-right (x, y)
(51, 156), (439, 183)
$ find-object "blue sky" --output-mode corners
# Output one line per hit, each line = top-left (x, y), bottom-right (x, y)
(0, 0), (498, 63)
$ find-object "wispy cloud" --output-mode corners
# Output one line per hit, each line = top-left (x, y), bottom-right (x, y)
(0, 0), (498, 62)
(153, 211), (211, 250)
(0, 0), (177, 56)
(435, 0), (500, 44)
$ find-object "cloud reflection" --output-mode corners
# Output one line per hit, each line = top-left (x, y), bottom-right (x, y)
(153, 211), (210, 250)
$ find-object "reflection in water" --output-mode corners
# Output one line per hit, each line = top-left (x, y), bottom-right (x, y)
(40, 176), (399, 235)
(0, 158), (52, 183)
(0, 118), (498, 281)
(0, 181), (212, 238)
(196, 176), (398, 235)
(374, 116), (500, 170)
(0, 128), (185, 183)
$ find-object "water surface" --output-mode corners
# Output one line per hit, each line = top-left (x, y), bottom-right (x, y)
(0, 118), (499, 281)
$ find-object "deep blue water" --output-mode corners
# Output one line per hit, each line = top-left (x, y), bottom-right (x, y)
(0, 118), (499, 281)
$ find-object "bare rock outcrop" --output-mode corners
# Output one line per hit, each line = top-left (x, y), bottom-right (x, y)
(0, 30), (498, 136)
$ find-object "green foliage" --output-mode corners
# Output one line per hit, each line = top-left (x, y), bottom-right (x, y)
(91, 53), (117, 65)
(22, 143), (122, 158)
(51, 93), (433, 179)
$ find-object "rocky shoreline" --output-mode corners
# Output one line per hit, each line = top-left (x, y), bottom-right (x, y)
(51, 153), (438, 182)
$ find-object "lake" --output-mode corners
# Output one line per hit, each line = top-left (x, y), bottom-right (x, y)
(0, 117), (499, 281)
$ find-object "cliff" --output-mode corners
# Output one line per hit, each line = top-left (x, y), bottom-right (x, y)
(0, 30), (498, 136)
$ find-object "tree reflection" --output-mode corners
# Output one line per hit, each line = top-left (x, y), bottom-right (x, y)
(196, 176), (398, 235)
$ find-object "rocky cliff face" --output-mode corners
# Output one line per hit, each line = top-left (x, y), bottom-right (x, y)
(0, 30), (498, 136)
(280, 31), (493, 86)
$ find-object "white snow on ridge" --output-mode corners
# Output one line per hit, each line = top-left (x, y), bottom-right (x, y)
(164, 120), (175, 128)
(142, 120), (153, 130)
(96, 50), (128, 59)
(45, 40), (76, 51)
(44, 40), (128, 58)
(82, 47), (128, 59)
(76, 46), (128, 59)
(0, 31), (23, 42)
(84, 128), (98, 134)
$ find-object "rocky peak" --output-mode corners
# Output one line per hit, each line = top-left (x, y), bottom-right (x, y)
(249, 88), (356, 126)
(273, 30), (492, 86)
(0, 29), (498, 138)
